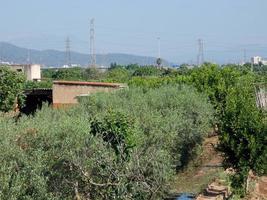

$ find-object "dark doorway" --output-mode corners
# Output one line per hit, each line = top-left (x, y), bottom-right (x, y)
(21, 89), (52, 115)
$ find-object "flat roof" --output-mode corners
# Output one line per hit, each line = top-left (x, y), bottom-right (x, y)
(24, 88), (52, 95)
(53, 80), (125, 88)
(1, 64), (41, 67)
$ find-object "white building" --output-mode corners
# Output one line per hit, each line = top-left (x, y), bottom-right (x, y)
(251, 56), (267, 65)
(4, 64), (41, 81)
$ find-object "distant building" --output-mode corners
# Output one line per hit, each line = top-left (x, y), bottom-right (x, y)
(2, 64), (41, 81)
(251, 56), (267, 65)
(98, 65), (110, 72)
(61, 64), (81, 68)
(62, 65), (70, 68)
(71, 64), (80, 67)
(0, 61), (11, 65)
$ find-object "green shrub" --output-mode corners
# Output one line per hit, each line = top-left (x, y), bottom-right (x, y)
(128, 76), (190, 88)
(80, 85), (214, 168)
(132, 66), (163, 77)
(106, 67), (130, 83)
(188, 64), (244, 113)
(0, 67), (26, 112)
(219, 76), (267, 195)
(51, 67), (85, 81)
(90, 111), (136, 161)
(84, 68), (105, 81)
(24, 80), (52, 89)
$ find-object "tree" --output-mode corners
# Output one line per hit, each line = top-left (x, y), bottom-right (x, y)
(90, 111), (136, 161)
(52, 67), (84, 80)
(84, 68), (104, 80)
(156, 58), (162, 67)
(24, 80), (52, 89)
(219, 76), (267, 195)
(106, 67), (130, 82)
(132, 66), (163, 77)
(0, 67), (26, 112)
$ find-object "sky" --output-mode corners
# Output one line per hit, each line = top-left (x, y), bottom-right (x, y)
(0, 0), (267, 64)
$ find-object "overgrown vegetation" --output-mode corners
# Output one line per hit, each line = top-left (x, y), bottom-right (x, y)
(0, 85), (213, 199)
(24, 80), (52, 89)
(0, 67), (25, 112)
(219, 76), (267, 196)
(1, 62), (267, 198)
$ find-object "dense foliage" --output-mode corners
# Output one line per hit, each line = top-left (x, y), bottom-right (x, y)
(184, 65), (266, 195)
(218, 76), (267, 195)
(132, 66), (163, 77)
(42, 67), (86, 81)
(106, 67), (131, 83)
(24, 80), (53, 89)
(2, 62), (267, 197)
(0, 85), (213, 199)
(0, 67), (26, 112)
(41, 65), (171, 83)
(125, 64), (267, 195)
(80, 86), (214, 168)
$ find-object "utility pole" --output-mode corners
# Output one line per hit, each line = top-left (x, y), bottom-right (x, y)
(65, 37), (71, 67)
(197, 39), (204, 66)
(156, 37), (162, 68)
(90, 18), (96, 68)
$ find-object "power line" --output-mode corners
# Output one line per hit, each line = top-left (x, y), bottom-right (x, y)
(197, 38), (204, 66)
(156, 37), (162, 68)
(65, 36), (71, 67)
(90, 18), (96, 68)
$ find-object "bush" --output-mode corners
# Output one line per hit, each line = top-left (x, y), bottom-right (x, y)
(132, 66), (163, 77)
(80, 85), (214, 168)
(106, 67), (130, 83)
(51, 67), (85, 80)
(84, 68), (105, 81)
(0, 85), (214, 199)
(90, 111), (136, 161)
(0, 67), (26, 112)
(218, 76), (267, 195)
(128, 76), (190, 88)
(183, 64), (267, 194)
(0, 105), (173, 199)
(188, 64), (244, 114)
(24, 80), (52, 89)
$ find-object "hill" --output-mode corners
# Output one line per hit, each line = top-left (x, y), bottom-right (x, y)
(0, 42), (170, 67)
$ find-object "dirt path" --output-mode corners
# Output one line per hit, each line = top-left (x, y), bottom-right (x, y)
(170, 136), (267, 200)
(170, 136), (225, 195)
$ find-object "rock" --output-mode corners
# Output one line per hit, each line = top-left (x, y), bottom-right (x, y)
(196, 194), (224, 200)
(257, 177), (267, 198)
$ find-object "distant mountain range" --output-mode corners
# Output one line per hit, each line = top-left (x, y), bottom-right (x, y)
(0, 42), (170, 67)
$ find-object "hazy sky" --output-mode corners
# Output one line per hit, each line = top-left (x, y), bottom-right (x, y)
(1, 0), (267, 64)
